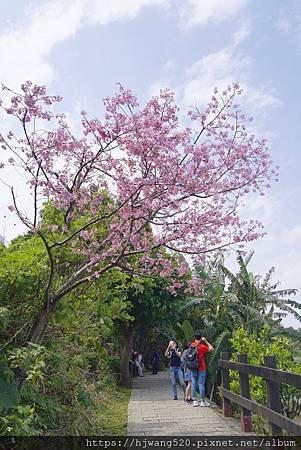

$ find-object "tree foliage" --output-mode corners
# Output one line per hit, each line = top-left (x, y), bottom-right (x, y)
(0, 81), (276, 342)
(230, 326), (301, 433)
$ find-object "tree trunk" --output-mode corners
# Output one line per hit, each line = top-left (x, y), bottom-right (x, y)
(27, 302), (53, 344)
(119, 326), (134, 388)
(16, 303), (53, 389)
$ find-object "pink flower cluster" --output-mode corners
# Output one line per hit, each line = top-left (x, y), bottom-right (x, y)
(0, 81), (277, 293)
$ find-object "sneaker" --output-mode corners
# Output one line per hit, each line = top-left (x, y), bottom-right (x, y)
(193, 400), (199, 407)
(173, 397), (178, 400)
(200, 400), (210, 407)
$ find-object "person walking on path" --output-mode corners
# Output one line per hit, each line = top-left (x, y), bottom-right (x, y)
(190, 330), (213, 407)
(181, 343), (192, 404)
(133, 350), (144, 377)
(165, 340), (186, 400)
(136, 352), (144, 377)
(152, 349), (159, 374)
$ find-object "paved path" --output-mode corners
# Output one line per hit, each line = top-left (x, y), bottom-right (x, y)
(127, 371), (250, 436)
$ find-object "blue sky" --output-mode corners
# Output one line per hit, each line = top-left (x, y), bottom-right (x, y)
(0, 0), (300, 327)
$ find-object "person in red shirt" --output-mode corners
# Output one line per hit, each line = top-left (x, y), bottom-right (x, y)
(191, 330), (213, 407)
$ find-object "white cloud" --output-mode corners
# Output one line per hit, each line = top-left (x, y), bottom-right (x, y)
(275, 5), (301, 49)
(244, 90), (281, 111)
(162, 60), (176, 72)
(278, 5), (301, 34)
(179, 0), (249, 29)
(146, 60), (179, 98)
(232, 21), (251, 47)
(240, 193), (281, 228)
(275, 18), (293, 34)
(183, 46), (251, 106)
(273, 250), (301, 289)
(0, 0), (170, 242)
(147, 79), (171, 97)
(0, 0), (169, 88)
(86, 0), (169, 25)
(182, 27), (281, 115)
(286, 225), (301, 245)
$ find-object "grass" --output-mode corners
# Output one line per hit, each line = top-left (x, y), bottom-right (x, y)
(57, 378), (131, 436)
(91, 386), (131, 435)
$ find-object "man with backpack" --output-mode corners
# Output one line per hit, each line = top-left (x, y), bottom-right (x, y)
(184, 330), (213, 407)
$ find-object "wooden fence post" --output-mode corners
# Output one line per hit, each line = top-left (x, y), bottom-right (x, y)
(264, 355), (283, 436)
(239, 354), (252, 432)
(221, 352), (232, 417)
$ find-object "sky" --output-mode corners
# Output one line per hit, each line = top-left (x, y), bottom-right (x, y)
(0, 0), (300, 327)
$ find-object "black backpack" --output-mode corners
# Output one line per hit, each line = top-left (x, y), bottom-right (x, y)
(184, 344), (200, 370)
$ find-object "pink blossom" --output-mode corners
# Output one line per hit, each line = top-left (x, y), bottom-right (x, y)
(80, 230), (89, 239)
(0, 80), (277, 296)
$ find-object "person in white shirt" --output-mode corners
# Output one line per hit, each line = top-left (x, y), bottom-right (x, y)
(136, 352), (144, 376)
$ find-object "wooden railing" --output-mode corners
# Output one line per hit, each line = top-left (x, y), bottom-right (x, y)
(218, 352), (301, 435)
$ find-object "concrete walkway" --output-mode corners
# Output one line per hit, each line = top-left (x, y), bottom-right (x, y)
(127, 371), (249, 436)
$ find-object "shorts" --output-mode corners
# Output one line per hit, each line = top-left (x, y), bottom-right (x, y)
(184, 369), (192, 381)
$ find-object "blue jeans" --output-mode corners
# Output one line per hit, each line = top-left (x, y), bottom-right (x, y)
(169, 367), (186, 398)
(191, 370), (206, 400)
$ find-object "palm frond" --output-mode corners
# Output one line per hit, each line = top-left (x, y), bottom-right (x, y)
(238, 303), (266, 323)
(226, 309), (244, 328)
(261, 267), (275, 289)
(210, 334), (228, 364)
(267, 296), (301, 311)
(270, 289), (298, 298)
(202, 323), (216, 342)
(244, 250), (255, 266)
(222, 292), (239, 303)
(182, 319), (194, 342)
(236, 252), (249, 277)
(220, 265), (237, 285)
(273, 312), (287, 319)
(271, 304), (301, 322)
(179, 297), (207, 312)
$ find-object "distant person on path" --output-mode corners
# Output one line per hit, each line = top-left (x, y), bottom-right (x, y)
(181, 343), (192, 404)
(165, 340), (186, 400)
(152, 349), (159, 374)
(190, 330), (213, 407)
(131, 350), (139, 377)
(136, 352), (144, 377)
(132, 350), (144, 377)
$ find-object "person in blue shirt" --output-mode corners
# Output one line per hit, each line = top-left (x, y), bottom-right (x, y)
(165, 340), (186, 400)
(152, 349), (159, 374)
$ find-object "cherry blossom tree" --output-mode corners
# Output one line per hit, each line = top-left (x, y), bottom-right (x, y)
(0, 81), (277, 343)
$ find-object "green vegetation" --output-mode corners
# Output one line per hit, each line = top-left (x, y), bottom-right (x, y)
(92, 388), (130, 435)
(0, 225), (300, 435)
(229, 326), (301, 433)
(174, 252), (301, 429)
(0, 218), (187, 435)
(0, 227), (134, 435)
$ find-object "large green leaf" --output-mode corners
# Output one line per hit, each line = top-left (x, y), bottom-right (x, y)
(182, 319), (194, 342)
(0, 379), (21, 412)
